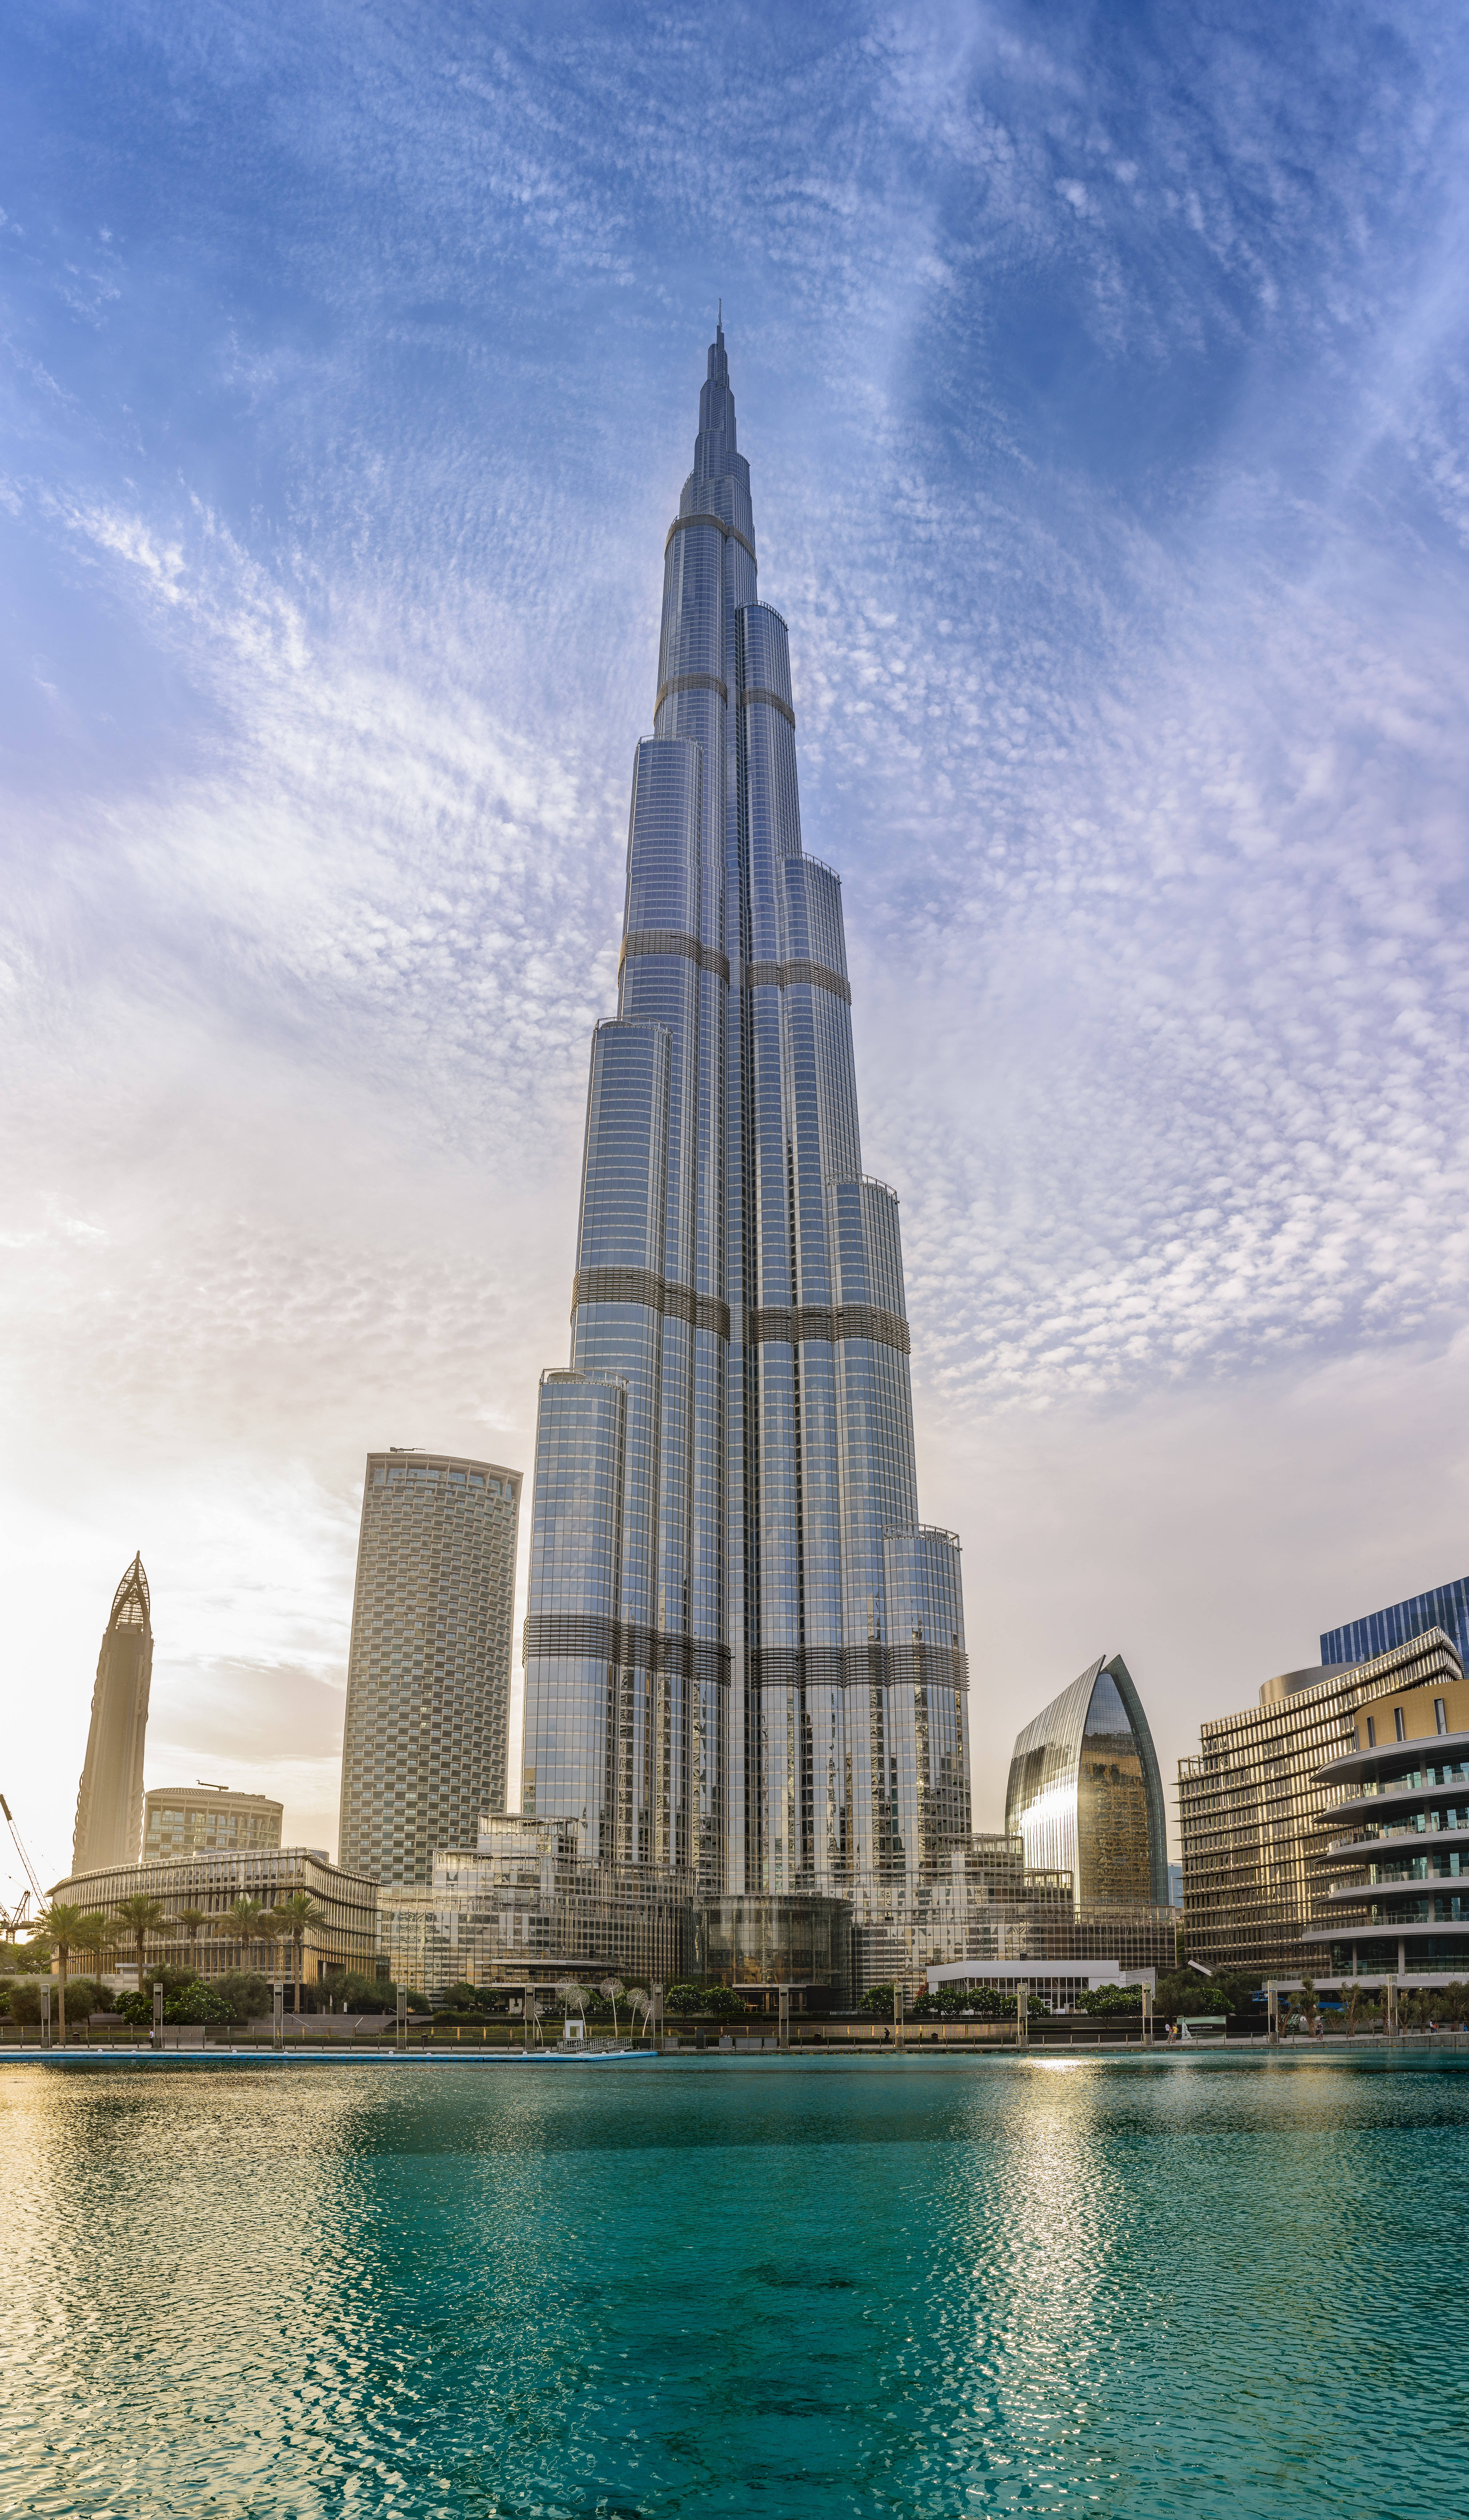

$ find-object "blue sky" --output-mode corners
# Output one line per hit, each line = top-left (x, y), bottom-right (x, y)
(4, 1), (1469, 1885)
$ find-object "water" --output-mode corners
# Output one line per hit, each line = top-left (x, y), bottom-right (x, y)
(1, 2052), (1466, 2517)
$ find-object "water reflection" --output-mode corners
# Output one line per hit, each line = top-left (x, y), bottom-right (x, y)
(0, 2057), (1464, 2518)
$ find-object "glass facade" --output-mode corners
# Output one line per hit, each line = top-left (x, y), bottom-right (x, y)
(1177, 1628), (1463, 1972)
(1005, 1655), (1169, 1909)
(377, 1817), (694, 1999)
(338, 1450), (521, 1887)
(523, 321), (970, 1924)
(72, 1554), (153, 1874)
(1320, 1574), (1469, 1675)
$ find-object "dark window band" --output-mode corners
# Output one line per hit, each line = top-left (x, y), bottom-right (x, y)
(665, 510), (758, 567)
(654, 671), (729, 714)
(526, 1611), (731, 1686)
(745, 1301), (910, 1355)
(744, 955), (851, 1005)
(572, 1266), (731, 1341)
(740, 684), (796, 730)
(748, 1642), (969, 1693)
(620, 929), (731, 983)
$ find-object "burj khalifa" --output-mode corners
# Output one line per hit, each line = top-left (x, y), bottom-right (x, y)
(522, 319), (971, 1920)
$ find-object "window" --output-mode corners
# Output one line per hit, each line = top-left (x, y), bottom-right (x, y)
(1436, 1699), (1449, 1737)
(1366, 1718), (1376, 1748)
(1395, 1708), (1407, 1743)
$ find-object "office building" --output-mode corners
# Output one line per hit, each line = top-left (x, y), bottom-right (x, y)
(1320, 1574), (1469, 1676)
(376, 1816), (693, 1999)
(338, 1450), (521, 1888)
(48, 1846), (377, 1986)
(1306, 1660), (1469, 1983)
(1177, 1627), (1463, 1972)
(72, 1554), (153, 1874)
(522, 317), (971, 1925)
(1006, 1654), (1169, 1908)
(143, 1785), (283, 1860)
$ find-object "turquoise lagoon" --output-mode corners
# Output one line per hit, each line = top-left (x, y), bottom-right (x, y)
(2, 2052), (1465, 2516)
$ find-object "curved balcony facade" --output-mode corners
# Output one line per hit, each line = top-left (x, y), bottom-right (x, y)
(1307, 1694), (1469, 1978)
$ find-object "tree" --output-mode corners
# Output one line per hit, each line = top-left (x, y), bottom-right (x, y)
(30, 1902), (92, 2039)
(71, 1910), (113, 1984)
(112, 1893), (173, 2005)
(223, 1897), (268, 1973)
(271, 1891), (323, 2013)
(173, 1907), (209, 1975)
(599, 1977), (625, 2039)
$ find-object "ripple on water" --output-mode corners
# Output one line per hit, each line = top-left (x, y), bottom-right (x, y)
(0, 2055), (1466, 2518)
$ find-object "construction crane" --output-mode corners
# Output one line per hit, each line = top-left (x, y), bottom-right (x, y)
(0, 1794), (46, 1939)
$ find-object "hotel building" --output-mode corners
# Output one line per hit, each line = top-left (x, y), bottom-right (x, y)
(1177, 1626), (1463, 1972)
(338, 1450), (521, 1888)
(1307, 1660), (1469, 1983)
(143, 1785), (282, 1860)
(72, 1555), (153, 1873)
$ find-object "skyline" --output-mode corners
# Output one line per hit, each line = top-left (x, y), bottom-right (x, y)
(5, 3), (1469, 1892)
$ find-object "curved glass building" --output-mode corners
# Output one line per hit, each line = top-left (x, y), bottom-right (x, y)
(1005, 1653), (1168, 1908)
(523, 320), (969, 1906)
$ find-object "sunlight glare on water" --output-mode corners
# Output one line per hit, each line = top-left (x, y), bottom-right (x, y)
(1, 2054), (1465, 2518)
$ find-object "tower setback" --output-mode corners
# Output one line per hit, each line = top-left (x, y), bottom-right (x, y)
(522, 322), (971, 1904)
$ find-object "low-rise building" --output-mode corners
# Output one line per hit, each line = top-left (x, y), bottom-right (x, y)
(1177, 1627), (1463, 1972)
(143, 1784), (283, 1860)
(47, 1847), (378, 1987)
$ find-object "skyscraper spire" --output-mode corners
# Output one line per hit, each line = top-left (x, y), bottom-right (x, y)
(522, 325), (970, 1921)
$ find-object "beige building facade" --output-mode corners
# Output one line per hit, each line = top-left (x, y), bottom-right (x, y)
(73, 1555), (153, 1874)
(143, 1785), (283, 1861)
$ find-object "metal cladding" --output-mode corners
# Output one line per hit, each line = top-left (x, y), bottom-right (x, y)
(523, 320), (970, 1898)
(72, 1553), (153, 1874)
(1006, 1653), (1169, 1910)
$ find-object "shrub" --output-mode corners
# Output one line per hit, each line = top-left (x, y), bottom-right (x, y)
(910, 1983), (1037, 2021)
(1076, 1986), (1145, 2016)
(664, 1982), (750, 2018)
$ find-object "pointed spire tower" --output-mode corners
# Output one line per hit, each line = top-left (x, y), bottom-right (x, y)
(522, 320), (970, 1921)
(73, 1553), (153, 1873)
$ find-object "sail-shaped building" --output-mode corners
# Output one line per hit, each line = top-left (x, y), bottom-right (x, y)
(73, 1553), (153, 1874)
(522, 320), (973, 1975)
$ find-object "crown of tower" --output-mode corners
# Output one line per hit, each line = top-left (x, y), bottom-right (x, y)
(108, 1552), (150, 1632)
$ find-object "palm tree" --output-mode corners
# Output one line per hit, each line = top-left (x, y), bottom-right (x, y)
(173, 1907), (209, 1979)
(599, 1977), (625, 2040)
(223, 1896), (267, 1974)
(271, 1891), (323, 2013)
(629, 1989), (655, 2047)
(30, 1902), (89, 2040)
(112, 1894), (172, 2007)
